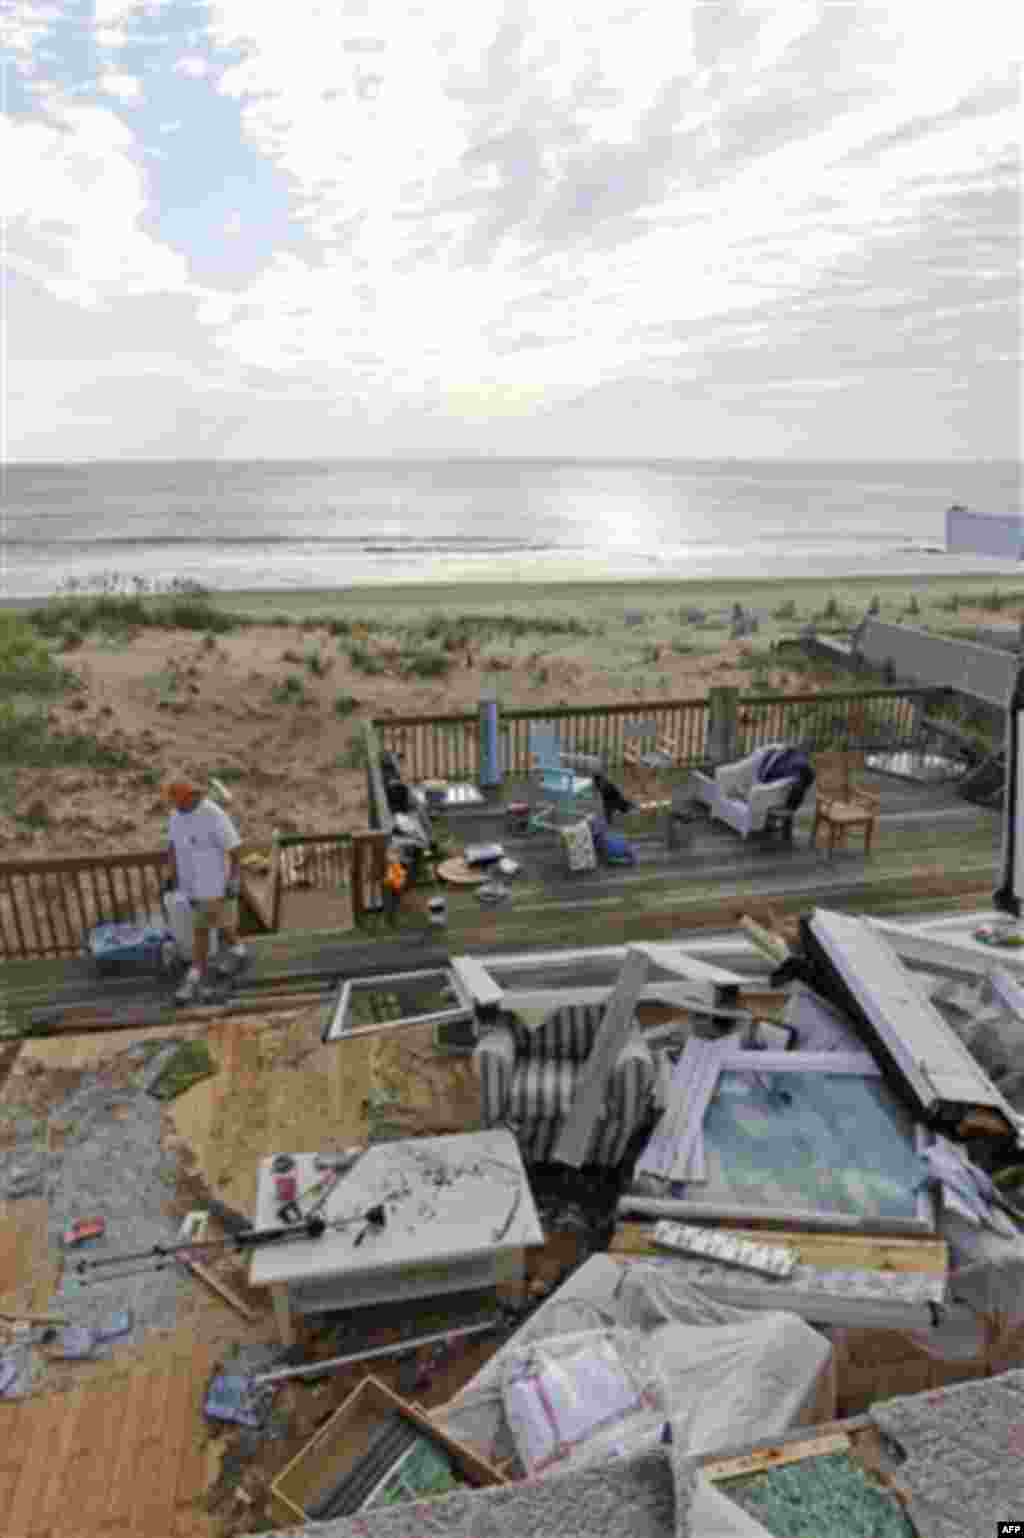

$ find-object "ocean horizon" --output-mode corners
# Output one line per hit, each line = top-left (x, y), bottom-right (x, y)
(3, 456), (1021, 600)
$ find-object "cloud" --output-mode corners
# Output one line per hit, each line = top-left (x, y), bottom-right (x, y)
(175, 56), (210, 78)
(2, 102), (193, 308)
(5, 0), (1020, 459)
(99, 72), (144, 103)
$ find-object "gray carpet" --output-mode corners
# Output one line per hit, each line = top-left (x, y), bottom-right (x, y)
(870, 1368), (1024, 1538)
(277, 1451), (681, 1538)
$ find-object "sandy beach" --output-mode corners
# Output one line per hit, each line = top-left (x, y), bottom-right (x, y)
(2, 571), (1019, 861)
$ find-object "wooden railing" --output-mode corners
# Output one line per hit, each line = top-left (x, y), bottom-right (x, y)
(274, 830), (388, 930)
(371, 687), (944, 782)
(371, 699), (709, 781)
(0, 830), (392, 962)
(732, 687), (939, 759)
(0, 848), (168, 961)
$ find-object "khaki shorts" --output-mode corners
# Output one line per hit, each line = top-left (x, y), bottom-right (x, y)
(192, 896), (238, 933)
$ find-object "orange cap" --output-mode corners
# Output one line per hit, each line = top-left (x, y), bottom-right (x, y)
(164, 780), (202, 809)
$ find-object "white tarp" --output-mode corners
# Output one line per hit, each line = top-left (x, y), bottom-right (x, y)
(435, 1255), (832, 1522)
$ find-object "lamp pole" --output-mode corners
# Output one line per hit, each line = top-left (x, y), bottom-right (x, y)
(993, 660), (1024, 917)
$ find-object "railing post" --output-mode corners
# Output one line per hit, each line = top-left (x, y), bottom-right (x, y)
(706, 686), (740, 766)
(478, 679), (502, 788)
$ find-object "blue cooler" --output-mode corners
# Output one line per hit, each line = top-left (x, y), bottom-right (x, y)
(85, 916), (174, 976)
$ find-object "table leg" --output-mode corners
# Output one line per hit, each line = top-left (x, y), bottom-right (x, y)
(270, 1283), (294, 1347)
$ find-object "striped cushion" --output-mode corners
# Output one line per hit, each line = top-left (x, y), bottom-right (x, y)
(520, 1004), (601, 1062)
(474, 1026), (517, 1126)
(509, 1060), (579, 1123)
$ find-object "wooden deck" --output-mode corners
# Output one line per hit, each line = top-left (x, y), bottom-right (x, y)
(0, 765), (1000, 1034)
(0, 1009), (494, 1538)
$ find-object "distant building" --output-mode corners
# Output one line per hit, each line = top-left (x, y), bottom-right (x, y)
(945, 504), (1023, 559)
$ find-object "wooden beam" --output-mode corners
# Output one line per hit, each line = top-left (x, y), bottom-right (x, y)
(703, 1432), (851, 1483)
(180, 1257), (259, 1321)
(553, 946), (650, 1168)
(610, 1221), (949, 1276)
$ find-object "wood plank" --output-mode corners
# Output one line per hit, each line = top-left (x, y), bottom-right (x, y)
(101, 1369), (160, 1530)
(154, 1355), (200, 1529)
(174, 1347), (220, 1513)
(4, 1395), (64, 1538)
(611, 1222), (949, 1275)
(73, 1376), (132, 1534)
(29, 1385), (89, 1537)
(180, 1257), (258, 1322)
(553, 946), (650, 1168)
(703, 1431), (851, 1482)
(129, 1362), (181, 1537)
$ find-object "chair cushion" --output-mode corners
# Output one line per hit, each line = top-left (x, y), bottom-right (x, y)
(509, 1060), (580, 1122)
(518, 1003), (601, 1062)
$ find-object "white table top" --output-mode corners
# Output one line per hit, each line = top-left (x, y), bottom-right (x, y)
(248, 1129), (544, 1289)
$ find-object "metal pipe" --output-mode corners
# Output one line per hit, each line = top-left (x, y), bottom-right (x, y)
(250, 1316), (501, 1386)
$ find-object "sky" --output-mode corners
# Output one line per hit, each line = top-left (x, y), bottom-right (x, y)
(2, 0), (1021, 463)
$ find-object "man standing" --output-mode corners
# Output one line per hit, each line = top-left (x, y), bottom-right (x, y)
(164, 778), (249, 1004)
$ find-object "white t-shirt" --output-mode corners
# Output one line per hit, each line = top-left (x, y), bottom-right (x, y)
(168, 799), (241, 900)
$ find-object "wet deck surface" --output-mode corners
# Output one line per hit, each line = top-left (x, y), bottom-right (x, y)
(1, 764), (999, 1030)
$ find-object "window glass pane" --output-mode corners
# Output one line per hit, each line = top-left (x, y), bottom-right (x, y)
(677, 1069), (922, 1221)
(348, 972), (461, 1025)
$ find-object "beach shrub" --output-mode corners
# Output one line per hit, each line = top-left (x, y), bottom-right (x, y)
(982, 589), (1005, 612)
(347, 646), (386, 675)
(868, 595), (881, 615)
(0, 613), (74, 697)
(735, 645), (776, 671)
(335, 733), (366, 770)
(0, 700), (136, 771)
(155, 594), (236, 631)
(20, 797), (50, 829)
(281, 648), (304, 664)
(642, 643), (661, 663)
(333, 693), (360, 717)
(271, 674), (307, 705)
(304, 649), (332, 678)
(530, 665), (550, 686)
(771, 599), (798, 621)
(822, 596), (840, 621)
(938, 591), (961, 612)
(403, 649), (452, 679)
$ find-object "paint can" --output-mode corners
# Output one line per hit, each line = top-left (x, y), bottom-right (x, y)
(427, 896), (447, 926)
(271, 1153), (297, 1204)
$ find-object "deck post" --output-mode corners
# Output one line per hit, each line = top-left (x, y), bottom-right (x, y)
(706, 686), (740, 767)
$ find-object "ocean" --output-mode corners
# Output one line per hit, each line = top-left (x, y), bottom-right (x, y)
(2, 457), (1021, 600)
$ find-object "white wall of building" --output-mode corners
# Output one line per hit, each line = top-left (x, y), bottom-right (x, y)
(945, 507), (1022, 559)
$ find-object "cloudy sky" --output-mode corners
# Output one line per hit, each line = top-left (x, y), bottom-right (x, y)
(3, 0), (1020, 462)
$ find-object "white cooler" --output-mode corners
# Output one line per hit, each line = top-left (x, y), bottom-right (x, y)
(162, 891), (219, 965)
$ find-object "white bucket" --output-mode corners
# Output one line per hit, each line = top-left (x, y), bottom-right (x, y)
(427, 896), (447, 926)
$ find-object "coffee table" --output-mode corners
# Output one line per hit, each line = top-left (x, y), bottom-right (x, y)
(249, 1130), (544, 1345)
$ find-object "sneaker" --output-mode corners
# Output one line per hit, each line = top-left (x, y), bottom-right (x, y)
(175, 970), (215, 1005)
(214, 945), (249, 977)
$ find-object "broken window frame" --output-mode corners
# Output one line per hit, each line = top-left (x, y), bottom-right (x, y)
(632, 1048), (936, 1235)
(324, 968), (475, 1043)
